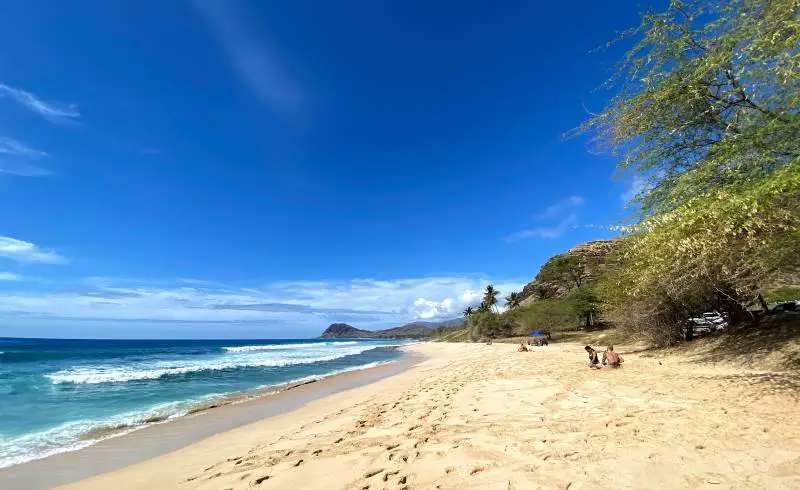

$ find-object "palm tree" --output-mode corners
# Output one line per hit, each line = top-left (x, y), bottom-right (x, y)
(477, 302), (490, 313)
(483, 285), (499, 314)
(505, 292), (521, 309)
(463, 306), (474, 319)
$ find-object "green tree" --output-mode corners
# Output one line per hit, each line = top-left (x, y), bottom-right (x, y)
(580, 0), (799, 215)
(463, 306), (474, 319)
(604, 163), (800, 342)
(579, 0), (800, 344)
(505, 292), (522, 309)
(466, 310), (517, 341)
(483, 285), (500, 313)
(571, 286), (602, 328)
(538, 255), (589, 292)
(502, 295), (583, 333)
(533, 285), (555, 300)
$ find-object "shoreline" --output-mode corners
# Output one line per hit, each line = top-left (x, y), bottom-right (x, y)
(0, 351), (421, 490)
(6, 342), (799, 489)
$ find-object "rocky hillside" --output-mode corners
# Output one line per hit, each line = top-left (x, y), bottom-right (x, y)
(320, 322), (439, 339)
(519, 239), (620, 304)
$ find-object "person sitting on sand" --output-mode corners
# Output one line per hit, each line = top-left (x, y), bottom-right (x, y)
(602, 346), (623, 368)
(585, 345), (601, 369)
(518, 343), (528, 352)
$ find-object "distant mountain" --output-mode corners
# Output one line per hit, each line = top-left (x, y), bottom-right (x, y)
(319, 318), (463, 339)
(320, 323), (376, 338)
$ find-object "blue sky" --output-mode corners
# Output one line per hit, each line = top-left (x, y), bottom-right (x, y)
(0, 0), (660, 339)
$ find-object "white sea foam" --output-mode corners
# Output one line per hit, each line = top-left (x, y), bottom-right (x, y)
(46, 343), (401, 385)
(1, 360), (397, 468)
(0, 399), (200, 469)
(222, 341), (357, 353)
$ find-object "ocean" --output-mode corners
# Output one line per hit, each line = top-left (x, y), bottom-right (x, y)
(0, 337), (410, 468)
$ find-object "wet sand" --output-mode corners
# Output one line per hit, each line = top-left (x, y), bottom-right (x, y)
(7, 341), (800, 489)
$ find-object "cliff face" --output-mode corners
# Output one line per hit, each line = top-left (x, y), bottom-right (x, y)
(520, 239), (620, 303)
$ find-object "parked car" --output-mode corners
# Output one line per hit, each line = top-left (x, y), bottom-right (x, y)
(685, 311), (729, 339)
(771, 300), (799, 314)
(690, 311), (728, 331)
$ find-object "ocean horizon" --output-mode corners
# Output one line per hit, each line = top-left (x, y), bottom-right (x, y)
(0, 336), (411, 468)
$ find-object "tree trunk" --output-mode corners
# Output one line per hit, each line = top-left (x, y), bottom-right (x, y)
(757, 293), (769, 313)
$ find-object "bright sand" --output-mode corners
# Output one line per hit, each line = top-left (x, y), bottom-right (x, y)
(54, 342), (800, 489)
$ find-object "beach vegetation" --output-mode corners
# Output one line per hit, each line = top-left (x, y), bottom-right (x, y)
(505, 292), (522, 309)
(482, 284), (500, 313)
(578, 0), (800, 345)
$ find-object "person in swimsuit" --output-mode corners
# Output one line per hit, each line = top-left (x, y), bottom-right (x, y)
(603, 346), (623, 368)
(518, 342), (528, 352)
(585, 345), (601, 369)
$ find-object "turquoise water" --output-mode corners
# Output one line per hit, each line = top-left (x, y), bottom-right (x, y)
(0, 337), (409, 468)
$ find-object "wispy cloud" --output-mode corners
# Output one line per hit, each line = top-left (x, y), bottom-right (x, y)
(537, 195), (585, 219)
(0, 236), (68, 264)
(0, 276), (525, 329)
(0, 137), (51, 177)
(192, 0), (304, 122)
(506, 196), (584, 242)
(0, 84), (80, 124)
(579, 223), (634, 233)
(0, 272), (21, 281)
(621, 175), (651, 202)
(209, 302), (389, 315)
(0, 138), (48, 159)
(506, 214), (579, 242)
(0, 161), (51, 177)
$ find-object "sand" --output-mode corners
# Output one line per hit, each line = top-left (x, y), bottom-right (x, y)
(58, 342), (800, 490)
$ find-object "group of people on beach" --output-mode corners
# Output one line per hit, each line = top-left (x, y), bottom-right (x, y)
(585, 345), (623, 369)
(516, 342), (624, 369)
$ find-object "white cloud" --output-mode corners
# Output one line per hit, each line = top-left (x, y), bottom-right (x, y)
(0, 84), (80, 123)
(0, 272), (21, 281)
(506, 196), (585, 242)
(412, 297), (456, 320)
(192, 0), (304, 122)
(621, 175), (651, 202)
(0, 138), (47, 159)
(0, 137), (51, 177)
(506, 214), (578, 242)
(0, 236), (68, 264)
(537, 195), (585, 219)
(0, 276), (526, 328)
(458, 289), (482, 305)
(0, 161), (51, 177)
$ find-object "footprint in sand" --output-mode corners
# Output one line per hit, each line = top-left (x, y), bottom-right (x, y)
(250, 474), (270, 485)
